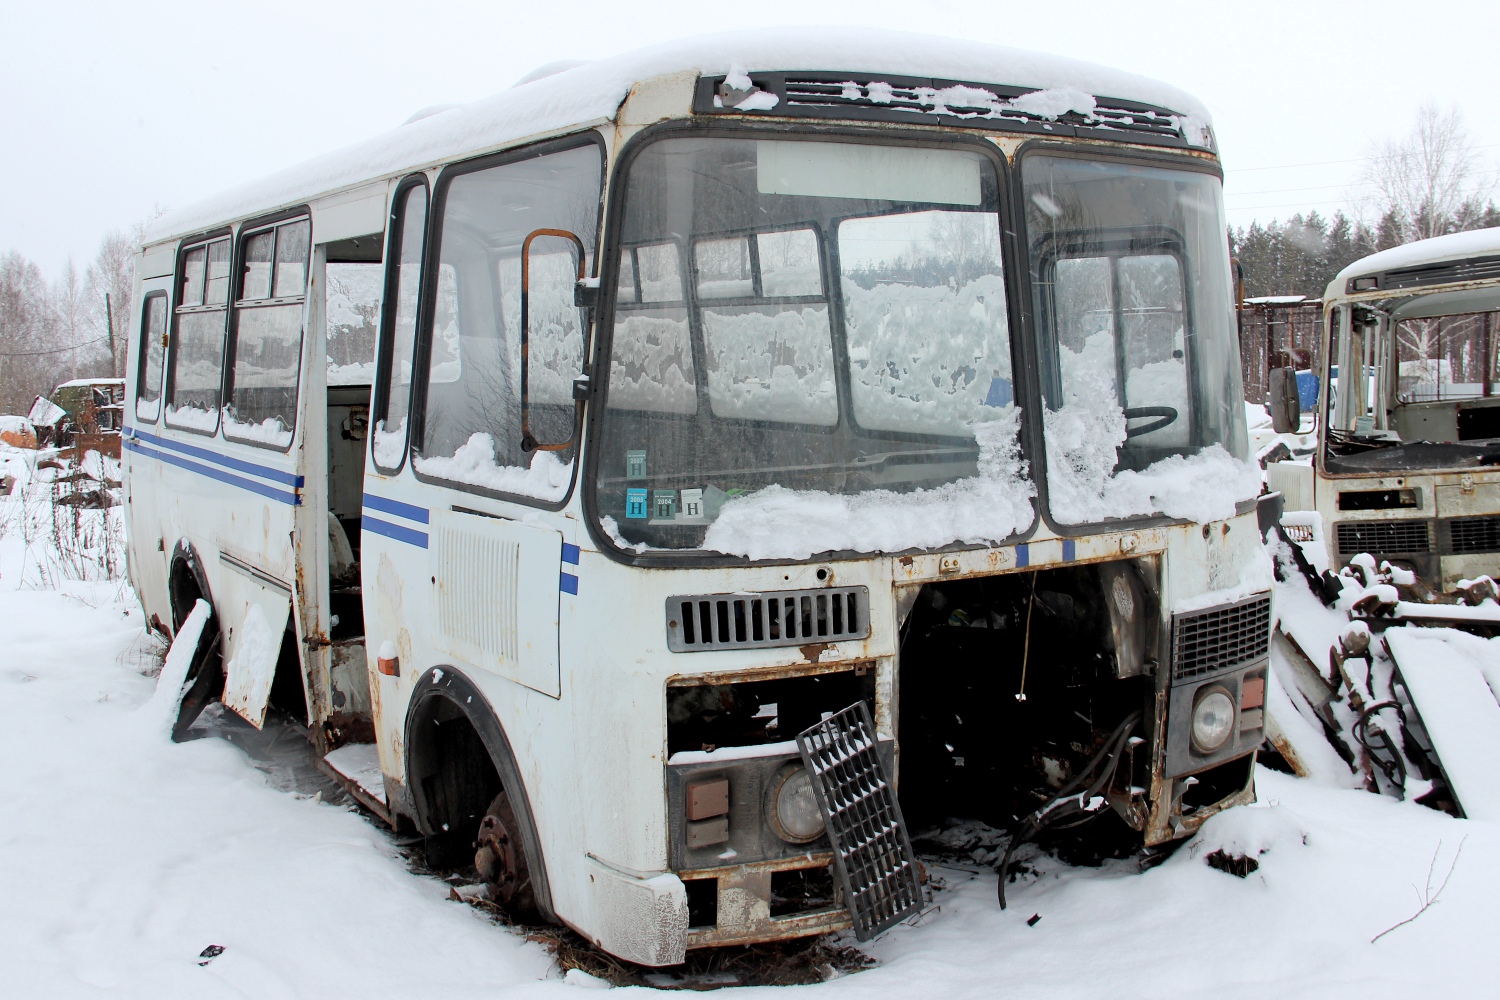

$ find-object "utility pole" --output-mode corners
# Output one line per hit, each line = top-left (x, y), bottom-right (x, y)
(105, 292), (116, 377)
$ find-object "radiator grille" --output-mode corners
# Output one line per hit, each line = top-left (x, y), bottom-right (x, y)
(797, 702), (922, 942)
(1172, 596), (1272, 682)
(1336, 519), (1432, 555)
(1450, 516), (1500, 554)
(665, 586), (869, 652)
(694, 72), (1200, 147)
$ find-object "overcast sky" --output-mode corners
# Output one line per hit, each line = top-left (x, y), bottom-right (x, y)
(4, 0), (1498, 274)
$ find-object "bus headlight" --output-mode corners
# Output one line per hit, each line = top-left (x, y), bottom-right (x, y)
(766, 764), (824, 843)
(1190, 687), (1236, 754)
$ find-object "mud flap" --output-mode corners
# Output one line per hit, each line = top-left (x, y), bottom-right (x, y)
(797, 702), (922, 941)
(221, 586), (292, 729)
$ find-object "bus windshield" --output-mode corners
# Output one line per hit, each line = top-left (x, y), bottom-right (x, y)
(592, 135), (1034, 558)
(1021, 153), (1251, 525)
(1326, 293), (1500, 472)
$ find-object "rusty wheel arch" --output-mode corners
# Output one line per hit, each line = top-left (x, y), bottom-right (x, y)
(167, 538), (216, 633)
(404, 665), (556, 923)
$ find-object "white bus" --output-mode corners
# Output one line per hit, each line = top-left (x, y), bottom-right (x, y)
(1272, 228), (1500, 589)
(123, 30), (1273, 966)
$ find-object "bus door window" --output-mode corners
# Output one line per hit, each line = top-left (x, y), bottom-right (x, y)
(411, 141), (602, 502)
(223, 218), (310, 449)
(372, 180), (428, 471)
(165, 236), (231, 433)
(135, 292), (168, 422)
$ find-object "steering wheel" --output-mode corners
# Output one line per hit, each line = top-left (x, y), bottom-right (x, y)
(1122, 406), (1179, 438)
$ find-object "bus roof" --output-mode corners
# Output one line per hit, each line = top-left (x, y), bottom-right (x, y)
(1330, 226), (1500, 298)
(142, 27), (1211, 249)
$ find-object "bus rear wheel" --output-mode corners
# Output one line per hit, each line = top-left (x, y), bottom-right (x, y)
(475, 790), (537, 920)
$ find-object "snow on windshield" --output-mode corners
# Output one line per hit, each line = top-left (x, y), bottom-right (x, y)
(701, 406), (1034, 560)
(412, 432), (572, 502)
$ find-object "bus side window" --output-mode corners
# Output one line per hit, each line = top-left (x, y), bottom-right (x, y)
(223, 218), (310, 449)
(411, 141), (602, 500)
(165, 236), (231, 434)
(135, 292), (168, 422)
(371, 178), (428, 472)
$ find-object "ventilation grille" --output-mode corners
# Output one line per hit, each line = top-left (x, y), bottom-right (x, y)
(1337, 519), (1432, 555)
(437, 526), (519, 663)
(694, 72), (1201, 148)
(797, 702), (922, 942)
(666, 586), (869, 652)
(1172, 596), (1272, 682)
(1349, 254), (1500, 294)
(1450, 516), (1500, 554)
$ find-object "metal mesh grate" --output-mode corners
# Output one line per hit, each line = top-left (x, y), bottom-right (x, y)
(796, 702), (921, 942)
(665, 587), (869, 652)
(1450, 516), (1500, 554)
(1337, 519), (1432, 555)
(1172, 596), (1272, 682)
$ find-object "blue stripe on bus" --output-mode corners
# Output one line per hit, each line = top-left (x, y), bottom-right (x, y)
(363, 514), (429, 548)
(1062, 539), (1076, 562)
(361, 492), (430, 524)
(123, 437), (301, 506)
(560, 571), (579, 595)
(123, 425), (304, 487)
(561, 543), (580, 564)
(1015, 542), (1029, 568)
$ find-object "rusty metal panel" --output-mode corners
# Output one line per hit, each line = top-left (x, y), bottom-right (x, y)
(221, 584), (292, 728)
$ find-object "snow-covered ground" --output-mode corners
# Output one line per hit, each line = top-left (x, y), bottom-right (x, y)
(3, 444), (1498, 997)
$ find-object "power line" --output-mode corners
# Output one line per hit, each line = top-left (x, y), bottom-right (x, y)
(1226, 181), (1370, 198)
(0, 335), (109, 358)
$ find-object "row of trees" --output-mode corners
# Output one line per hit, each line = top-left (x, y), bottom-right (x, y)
(0, 227), (139, 414)
(1232, 105), (1498, 299)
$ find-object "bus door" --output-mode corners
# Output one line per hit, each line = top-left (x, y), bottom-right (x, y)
(123, 272), (172, 629)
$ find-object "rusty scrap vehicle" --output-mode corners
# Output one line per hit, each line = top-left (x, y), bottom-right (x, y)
(121, 30), (1271, 965)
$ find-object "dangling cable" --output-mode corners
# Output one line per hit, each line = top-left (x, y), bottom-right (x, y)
(1015, 571), (1037, 702)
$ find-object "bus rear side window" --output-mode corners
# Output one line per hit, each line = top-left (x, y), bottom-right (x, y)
(224, 218), (310, 448)
(372, 180), (428, 471)
(166, 235), (232, 433)
(135, 293), (168, 421)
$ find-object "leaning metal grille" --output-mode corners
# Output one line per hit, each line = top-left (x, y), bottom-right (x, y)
(693, 72), (1197, 147)
(797, 702), (922, 942)
(1336, 519), (1432, 555)
(1172, 596), (1272, 682)
(1450, 516), (1500, 554)
(665, 586), (869, 652)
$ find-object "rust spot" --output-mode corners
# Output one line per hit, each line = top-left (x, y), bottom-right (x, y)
(799, 642), (830, 662)
(898, 555), (914, 568)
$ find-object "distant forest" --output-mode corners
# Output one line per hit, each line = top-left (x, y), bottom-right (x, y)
(1230, 204), (1500, 300)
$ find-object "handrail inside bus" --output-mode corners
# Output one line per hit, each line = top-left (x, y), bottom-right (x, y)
(519, 227), (588, 453)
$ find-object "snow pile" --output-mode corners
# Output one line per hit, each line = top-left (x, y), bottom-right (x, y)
(1045, 332), (1260, 523)
(222, 409), (293, 448)
(701, 407), (1033, 559)
(412, 431), (572, 501)
(164, 405), (219, 433)
(703, 306), (837, 424)
(372, 417), (406, 468)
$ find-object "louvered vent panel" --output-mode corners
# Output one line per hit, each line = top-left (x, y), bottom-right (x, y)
(1450, 516), (1500, 554)
(697, 73), (1195, 146)
(1172, 596), (1272, 682)
(1336, 519), (1432, 555)
(665, 586), (869, 652)
(438, 526), (519, 663)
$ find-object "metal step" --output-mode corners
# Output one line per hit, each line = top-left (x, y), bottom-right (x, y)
(319, 742), (390, 823)
(797, 702), (922, 941)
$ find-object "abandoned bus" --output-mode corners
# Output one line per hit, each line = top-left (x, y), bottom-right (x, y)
(1271, 228), (1500, 588)
(122, 30), (1272, 966)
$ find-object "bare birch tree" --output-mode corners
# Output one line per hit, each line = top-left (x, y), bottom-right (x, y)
(1364, 104), (1496, 243)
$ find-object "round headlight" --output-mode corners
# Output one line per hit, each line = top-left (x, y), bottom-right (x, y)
(1191, 687), (1236, 754)
(767, 765), (825, 843)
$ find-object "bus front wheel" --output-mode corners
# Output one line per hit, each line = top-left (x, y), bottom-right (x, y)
(475, 790), (538, 920)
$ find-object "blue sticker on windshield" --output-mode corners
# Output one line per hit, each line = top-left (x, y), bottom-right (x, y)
(626, 488), (648, 519)
(626, 450), (647, 479)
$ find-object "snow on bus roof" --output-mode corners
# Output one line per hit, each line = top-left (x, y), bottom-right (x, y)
(143, 27), (1210, 247)
(1333, 226), (1500, 286)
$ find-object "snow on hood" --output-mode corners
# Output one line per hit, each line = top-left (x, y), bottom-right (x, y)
(143, 27), (1209, 246)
